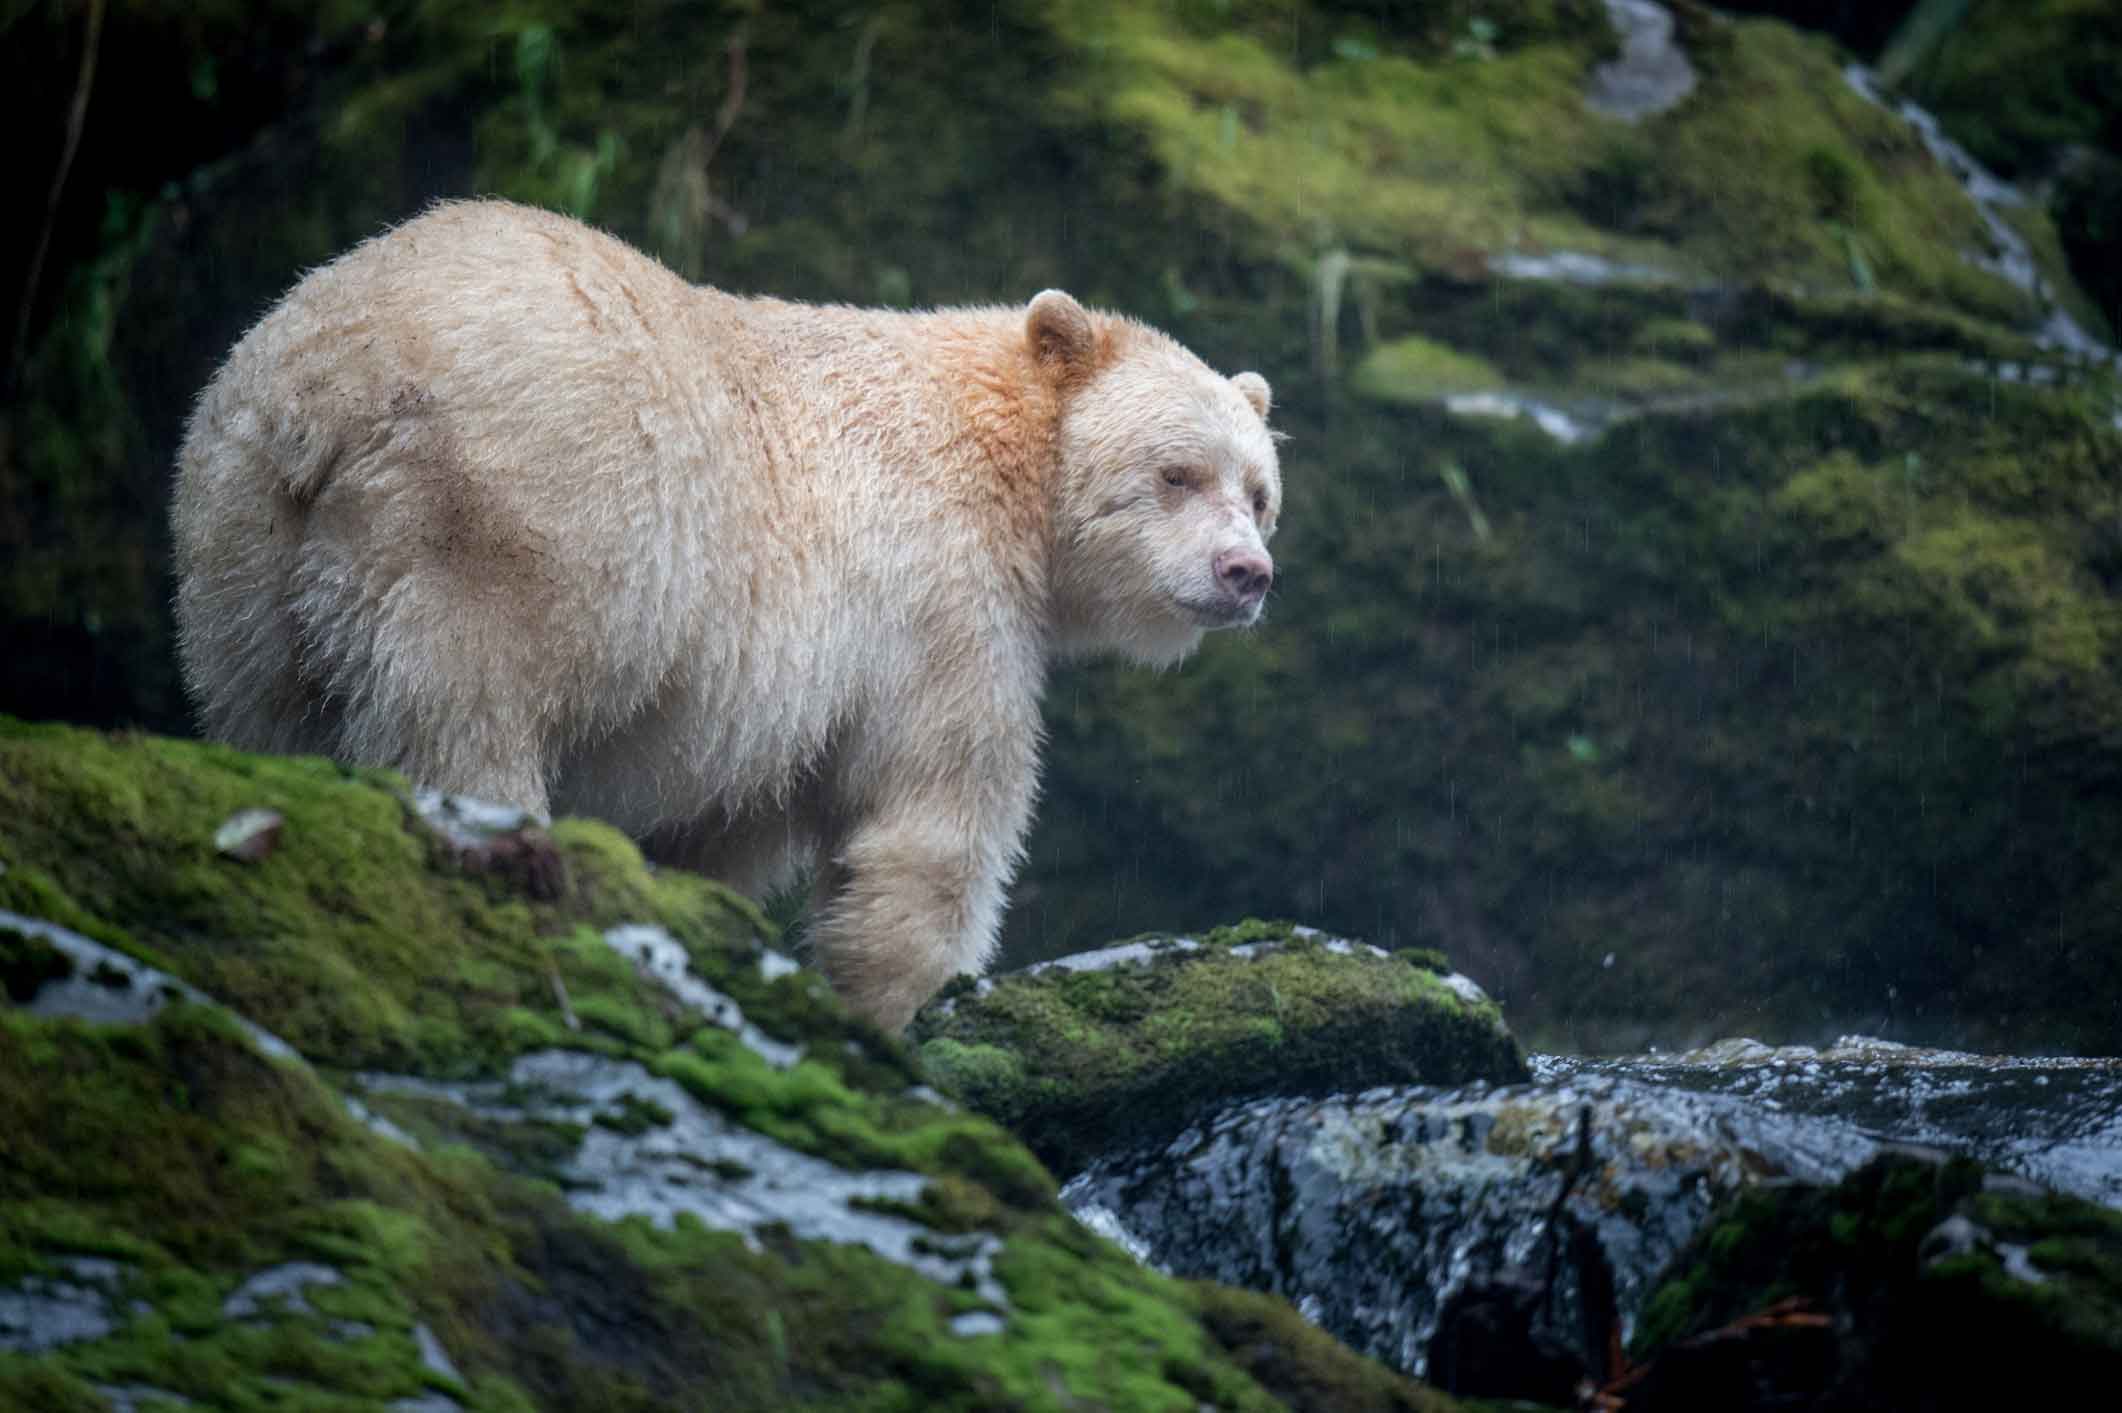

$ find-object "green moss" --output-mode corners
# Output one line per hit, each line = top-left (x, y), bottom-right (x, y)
(1050, 0), (1614, 275)
(10, 0), (2113, 1092)
(1629, 1152), (2122, 1404)
(912, 928), (1525, 1176)
(1027, 325), (2122, 1052)
(0, 720), (778, 1078)
(1353, 337), (1505, 403)
(1575, 355), (1705, 399)
(1630, 317), (1718, 357)
(1394, 947), (1454, 976)
(1607, 18), (2030, 318)
(0, 1005), (506, 1408)
(1202, 917), (1306, 948)
(916, 1039), (1029, 1111)
(1039, 0), (2080, 334)
(0, 863), (133, 954)
(1895, 0), (2122, 178)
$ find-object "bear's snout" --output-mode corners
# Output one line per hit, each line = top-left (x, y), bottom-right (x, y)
(1214, 547), (1273, 605)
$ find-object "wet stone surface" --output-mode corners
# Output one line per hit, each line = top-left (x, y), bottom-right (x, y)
(0, 1257), (136, 1355)
(1063, 1072), (1880, 1380)
(1587, 0), (1697, 122)
(1066, 1037), (2122, 1387)
(220, 1262), (345, 1320)
(1544, 1040), (2122, 1209)
(355, 1049), (1008, 1309)
(1, 909), (295, 1061)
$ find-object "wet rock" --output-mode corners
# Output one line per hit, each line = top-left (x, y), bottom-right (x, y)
(410, 1322), (461, 1384)
(1063, 1072), (1879, 1385)
(0, 1258), (133, 1354)
(1487, 249), (1683, 287)
(221, 1262), (345, 1320)
(1425, 1266), (1600, 1406)
(913, 921), (1527, 1177)
(354, 1049), (1010, 1306)
(413, 788), (567, 901)
(1546, 1042), (2122, 1208)
(1587, 0), (1699, 122)
(1842, 62), (2116, 362)
(1443, 390), (1598, 444)
(603, 922), (804, 1068)
(212, 807), (283, 863)
(1, 909), (296, 1061)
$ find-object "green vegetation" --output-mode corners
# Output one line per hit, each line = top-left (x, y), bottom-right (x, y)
(1626, 1151), (2122, 1405)
(1891, 0), (2122, 177)
(1355, 337), (1506, 404)
(913, 925), (1527, 1175)
(0, 722), (1466, 1409)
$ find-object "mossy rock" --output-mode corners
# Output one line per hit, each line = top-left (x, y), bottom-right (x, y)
(911, 921), (1529, 1177)
(0, 721), (1470, 1410)
(1620, 1149), (2122, 1409)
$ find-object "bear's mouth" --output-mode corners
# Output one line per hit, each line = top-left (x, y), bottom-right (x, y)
(1179, 595), (1264, 629)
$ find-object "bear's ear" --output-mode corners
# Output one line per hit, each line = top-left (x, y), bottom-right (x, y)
(1027, 290), (1095, 373)
(1231, 371), (1272, 420)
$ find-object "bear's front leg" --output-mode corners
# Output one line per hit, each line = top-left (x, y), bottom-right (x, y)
(809, 713), (1039, 1031)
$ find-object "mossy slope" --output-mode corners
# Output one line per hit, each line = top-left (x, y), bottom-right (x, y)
(0, 721), (1465, 1411)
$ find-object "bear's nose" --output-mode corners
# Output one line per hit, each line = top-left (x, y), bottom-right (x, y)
(1215, 548), (1273, 601)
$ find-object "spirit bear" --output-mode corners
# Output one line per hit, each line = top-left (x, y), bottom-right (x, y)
(173, 200), (1282, 1029)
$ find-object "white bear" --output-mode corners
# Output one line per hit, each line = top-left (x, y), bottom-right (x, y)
(173, 200), (1281, 1029)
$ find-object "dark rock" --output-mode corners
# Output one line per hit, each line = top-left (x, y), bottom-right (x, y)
(1064, 1070), (1878, 1382)
(1616, 1148), (2122, 1410)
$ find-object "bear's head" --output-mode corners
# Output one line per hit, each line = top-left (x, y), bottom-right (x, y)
(1031, 290), (1282, 668)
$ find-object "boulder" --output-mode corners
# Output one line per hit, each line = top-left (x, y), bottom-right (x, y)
(912, 923), (1527, 1177)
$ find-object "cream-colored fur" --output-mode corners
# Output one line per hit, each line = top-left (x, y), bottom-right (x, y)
(173, 199), (1282, 1029)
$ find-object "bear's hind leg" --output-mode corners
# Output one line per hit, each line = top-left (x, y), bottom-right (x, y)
(322, 579), (558, 817)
